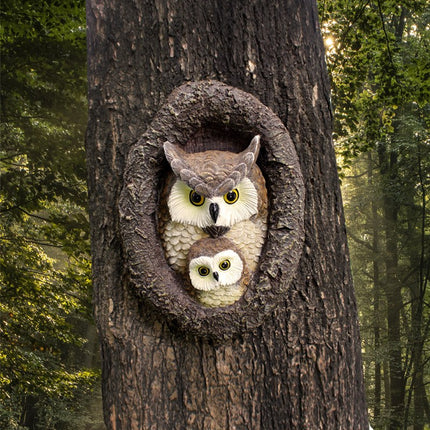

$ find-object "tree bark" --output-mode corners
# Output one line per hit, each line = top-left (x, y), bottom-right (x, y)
(407, 147), (427, 430)
(86, 0), (368, 428)
(378, 141), (405, 430)
(368, 151), (382, 424)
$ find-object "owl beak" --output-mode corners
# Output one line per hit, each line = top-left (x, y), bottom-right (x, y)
(213, 271), (219, 281)
(209, 203), (219, 223)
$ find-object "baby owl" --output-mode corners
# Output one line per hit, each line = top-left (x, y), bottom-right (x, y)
(187, 237), (250, 307)
(158, 135), (268, 275)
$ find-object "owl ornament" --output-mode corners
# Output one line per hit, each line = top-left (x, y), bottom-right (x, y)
(158, 135), (268, 279)
(187, 237), (250, 307)
(120, 80), (305, 337)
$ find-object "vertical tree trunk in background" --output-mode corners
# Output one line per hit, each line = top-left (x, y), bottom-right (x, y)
(412, 144), (428, 430)
(411, 276), (425, 430)
(86, 0), (368, 428)
(407, 161), (427, 430)
(378, 145), (405, 429)
(368, 152), (382, 424)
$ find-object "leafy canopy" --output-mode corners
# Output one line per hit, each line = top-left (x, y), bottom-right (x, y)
(1, 1), (102, 428)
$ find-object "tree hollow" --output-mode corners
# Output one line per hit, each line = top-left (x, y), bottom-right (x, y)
(119, 80), (305, 339)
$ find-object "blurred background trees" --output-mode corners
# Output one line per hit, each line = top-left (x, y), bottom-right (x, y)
(320, 1), (429, 428)
(0, 1), (103, 428)
(0, 0), (428, 429)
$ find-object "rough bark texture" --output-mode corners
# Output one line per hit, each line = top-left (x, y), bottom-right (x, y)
(86, 0), (368, 428)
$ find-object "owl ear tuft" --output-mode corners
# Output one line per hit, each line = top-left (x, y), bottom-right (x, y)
(215, 135), (261, 194)
(164, 141), (201, 187)
(163, 142), (189, 174)
(239, 135), (260, 174)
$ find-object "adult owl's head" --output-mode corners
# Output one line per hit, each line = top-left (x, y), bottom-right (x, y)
(163, 136), (264, 232)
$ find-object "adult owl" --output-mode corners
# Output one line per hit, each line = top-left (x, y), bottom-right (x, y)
(186, 237), (250, 307)
(158, 135), (268, 275)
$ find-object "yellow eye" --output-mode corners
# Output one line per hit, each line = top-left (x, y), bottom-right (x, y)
(189, 190), (205, 206)
(219, 259), (231, 271)
(198, 266), (210, 277)
(223, 189), (239, 204)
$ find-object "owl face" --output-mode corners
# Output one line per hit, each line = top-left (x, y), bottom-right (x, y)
(188, 249), (244, 291)
(167, 177), (258, 229)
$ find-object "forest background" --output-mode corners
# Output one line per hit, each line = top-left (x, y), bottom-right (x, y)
(0, 1), (428, 429)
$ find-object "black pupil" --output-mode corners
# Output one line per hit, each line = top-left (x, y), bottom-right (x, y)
(226, 191), (236, 201)
(191, 192), (202, 203)
(221, 261), (229, 269)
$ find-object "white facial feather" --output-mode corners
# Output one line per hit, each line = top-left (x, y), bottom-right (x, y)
(168, 178), (258, 228)
(189, 249), (243, 291)
(214, 178), (258, 226)
(168, 180), (212, 228)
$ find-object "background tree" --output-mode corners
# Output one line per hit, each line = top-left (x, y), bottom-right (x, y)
(320, 1), (430, 428)
(86, 0), (368, 428)
(0, 1), (103, 428)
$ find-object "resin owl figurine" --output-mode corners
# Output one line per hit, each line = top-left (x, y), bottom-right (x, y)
(187, 237), (250, 307)
(158, 135), (268, 275)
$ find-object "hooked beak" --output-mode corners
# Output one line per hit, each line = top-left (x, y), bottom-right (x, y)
(209, 203), (219, 223)
(213, 272), (219, 281)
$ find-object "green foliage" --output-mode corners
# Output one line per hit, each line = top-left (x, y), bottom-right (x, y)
(320, 0), (430, 166)
(342, 133), (430, 428)
(320, 1), (430, 428)
(0, 1), (103, 428)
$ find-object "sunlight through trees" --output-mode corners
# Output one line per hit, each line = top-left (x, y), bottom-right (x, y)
(320, 1), (429, 428)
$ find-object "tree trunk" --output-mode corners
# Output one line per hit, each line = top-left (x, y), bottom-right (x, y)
(408, 147), (427, 430)
(86, 0), (368, 428)
(368, 151), (382, 424)
(378, 144), (405, 429)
